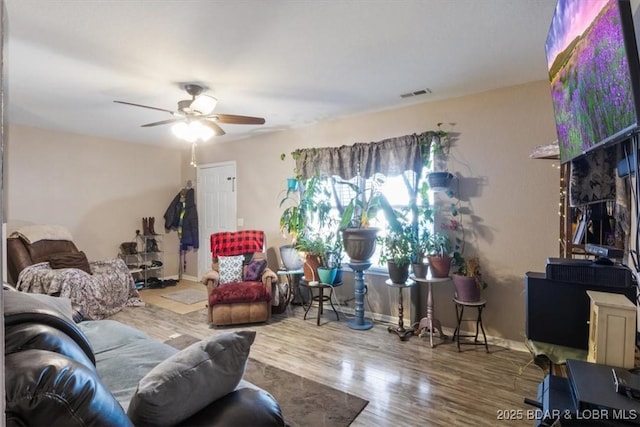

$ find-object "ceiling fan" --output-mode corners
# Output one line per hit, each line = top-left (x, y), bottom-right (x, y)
(114, 84), (265, 139)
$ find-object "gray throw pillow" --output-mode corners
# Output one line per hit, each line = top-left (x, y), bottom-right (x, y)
(127, 330), (256, 426)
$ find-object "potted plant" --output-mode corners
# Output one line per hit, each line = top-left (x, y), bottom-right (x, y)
(314, 230), (345, 284)
(407, 197), (434, 278)
(326, 230), (344, 284)
(337, 176), (402, 263)
(295, 233), (326, 281)
(408, 226), (430, 278)
(452, 254), (487, 302)
(426, 231), (452, 278)
(423, 123), (454, 191)
(279, 175), (331, 270)
(380, 225), (413, 284)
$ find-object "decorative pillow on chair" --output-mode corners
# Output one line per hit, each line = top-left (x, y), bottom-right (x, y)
(218, 255), (244, 284)
(127, 331), (256, 426)
(48, 251), (92, 275)
(244, 259), (267, 281)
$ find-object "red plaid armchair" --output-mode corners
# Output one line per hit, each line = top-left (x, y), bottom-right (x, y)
(200, 230), (282, 326)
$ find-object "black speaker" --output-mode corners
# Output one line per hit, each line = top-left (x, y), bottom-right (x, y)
(525, 272), (637, 350)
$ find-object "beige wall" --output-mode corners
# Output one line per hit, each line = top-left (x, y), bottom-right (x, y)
(6, 124), (183, 278)
(5, 79), (560, 342)
(190, 80), (560, 342)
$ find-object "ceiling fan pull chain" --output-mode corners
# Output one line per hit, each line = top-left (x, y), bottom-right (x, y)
(190, 143), (197, 168)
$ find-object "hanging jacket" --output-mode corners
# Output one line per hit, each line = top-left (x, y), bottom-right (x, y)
(164, 188), (199, 250)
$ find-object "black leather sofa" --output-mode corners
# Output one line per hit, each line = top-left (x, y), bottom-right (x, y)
(4, 290), (286, 426)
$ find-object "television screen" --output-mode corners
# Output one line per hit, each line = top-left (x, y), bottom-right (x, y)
(546, 0), (640, 163)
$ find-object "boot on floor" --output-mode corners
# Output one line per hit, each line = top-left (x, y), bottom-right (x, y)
(142, 217), (150, 236)
(149, 217), (159, 235)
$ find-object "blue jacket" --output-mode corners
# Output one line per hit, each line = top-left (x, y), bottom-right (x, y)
(164, 188), (199, 250)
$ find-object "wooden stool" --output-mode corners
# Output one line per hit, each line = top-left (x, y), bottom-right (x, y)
(452, 298), (488, 352)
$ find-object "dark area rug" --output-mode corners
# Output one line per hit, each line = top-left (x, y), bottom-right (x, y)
(165, 334), (369, 426)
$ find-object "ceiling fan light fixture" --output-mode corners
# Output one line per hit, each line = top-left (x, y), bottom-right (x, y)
(191, 120), (215, 141)
(171, 121), (196, 142)
(190, 95), (217, 115)
(171, 120), (215, 143)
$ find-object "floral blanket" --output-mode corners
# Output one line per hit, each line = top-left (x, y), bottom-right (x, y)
(16, 258), (144, 320)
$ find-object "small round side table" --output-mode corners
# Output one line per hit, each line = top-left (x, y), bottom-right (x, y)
(413, 275), (450, 348)
(385, 279), (415, 341)
(452, 298), (489, 352)
(299, 279), (343, 326)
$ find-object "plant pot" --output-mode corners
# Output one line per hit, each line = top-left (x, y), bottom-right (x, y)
(342, 228), (379, 263)
(280, 245), (303, 270)
(333, 268), (343, 284)
(303, 254), (320, 281)
(427, 255), (451, 278)
(452, 274), (481, 302)
(286, 177), (298, 191)
(427, 172), (454, 192)
(317, 267), (337, 285)
(411, 262), (429, 279)
(388, 261), (410, 284)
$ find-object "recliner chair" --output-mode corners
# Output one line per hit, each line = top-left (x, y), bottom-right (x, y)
(201, 230), (286, 326)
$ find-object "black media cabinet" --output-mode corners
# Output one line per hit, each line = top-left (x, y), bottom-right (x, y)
(525, 272), (637, 350)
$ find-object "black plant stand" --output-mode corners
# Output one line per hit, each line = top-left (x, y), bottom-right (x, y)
(347, 261), (373, 330)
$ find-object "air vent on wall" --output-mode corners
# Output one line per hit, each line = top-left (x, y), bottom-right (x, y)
(400, 88), (432, 99)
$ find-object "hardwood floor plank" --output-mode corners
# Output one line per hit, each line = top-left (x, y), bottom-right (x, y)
(110, 285), (545, 426)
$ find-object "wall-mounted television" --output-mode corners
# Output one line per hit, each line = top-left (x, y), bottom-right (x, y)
(546, 0), (640, 163)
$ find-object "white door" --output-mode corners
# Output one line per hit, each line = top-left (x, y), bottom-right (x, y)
(197, 161), (237, 278)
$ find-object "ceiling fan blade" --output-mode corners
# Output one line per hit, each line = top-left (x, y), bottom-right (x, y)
(114, 100), (175, 115)
(208, 114), (265, 125)
(203, 120), (226, 136)
(141, 119), (183, 127)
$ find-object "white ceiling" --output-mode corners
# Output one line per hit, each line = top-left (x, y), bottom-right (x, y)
(4, 0), (558, 147)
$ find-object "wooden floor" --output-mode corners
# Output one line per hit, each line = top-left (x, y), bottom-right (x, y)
(110, 281), (545, 427)
(136, 280), (207, 314)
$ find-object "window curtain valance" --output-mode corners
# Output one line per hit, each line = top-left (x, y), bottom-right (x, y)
(293, 133), (430, 180)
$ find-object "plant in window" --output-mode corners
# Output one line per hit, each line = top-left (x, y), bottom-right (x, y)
(421, 123), (454, 191)
(280, 149), (316, 182)
(279, 175), (332, 243)
(427, 231), (452, 257)
(379, 224), (414, 284)
(405, 193), (435, 276)
(429, 122), (450, 152)
(336, 176), (403, 263)
(294, 232), (326, 281)
(324, 230), (344, 268)
(295, 234), (326, 258)
(279, 174), (331, 271)
(379, 226), (413, 266)
(337, 176), (401, 231)
(425, 230), (453, 278)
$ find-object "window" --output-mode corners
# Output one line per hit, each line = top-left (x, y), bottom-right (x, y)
(290, 131), (437, 270)
(304, 169), (431, 269)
